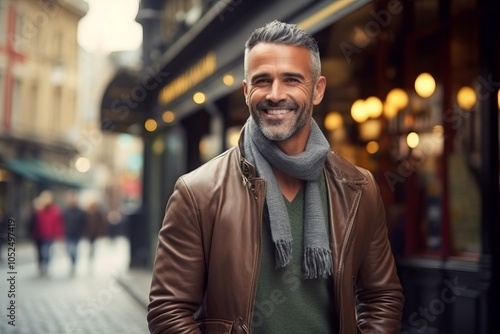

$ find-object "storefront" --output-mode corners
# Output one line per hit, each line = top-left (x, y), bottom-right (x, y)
(101, 0), (499, 332)
(0, 134), (89, 238)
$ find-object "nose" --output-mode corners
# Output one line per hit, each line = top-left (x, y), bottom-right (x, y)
(265, 81), (287, 102)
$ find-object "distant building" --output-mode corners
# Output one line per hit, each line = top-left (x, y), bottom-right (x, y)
(0, 0), (88, 237)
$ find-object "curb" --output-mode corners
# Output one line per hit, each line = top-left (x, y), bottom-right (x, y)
(117, 267), (152, 309)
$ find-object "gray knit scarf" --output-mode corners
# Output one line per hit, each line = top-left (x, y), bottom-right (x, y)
(243, 117), (332, 279)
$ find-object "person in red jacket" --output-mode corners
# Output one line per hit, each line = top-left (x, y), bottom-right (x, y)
(33, 190), (64, 277)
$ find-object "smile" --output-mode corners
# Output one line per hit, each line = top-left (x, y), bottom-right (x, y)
(265, 109), (293, 115)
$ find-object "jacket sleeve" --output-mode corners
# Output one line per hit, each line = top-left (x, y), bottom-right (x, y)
(355, 171), (404, 333)
(147, 177), (205, 334)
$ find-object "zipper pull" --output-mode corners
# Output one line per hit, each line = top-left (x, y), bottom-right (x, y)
(237, 317), (250, 334)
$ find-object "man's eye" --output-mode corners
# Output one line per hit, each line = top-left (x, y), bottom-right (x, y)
(254, 79), (271, 85)
(285, 78), (300, 83)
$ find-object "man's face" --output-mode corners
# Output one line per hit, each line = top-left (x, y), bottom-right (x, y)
(243, 43), (325, 142)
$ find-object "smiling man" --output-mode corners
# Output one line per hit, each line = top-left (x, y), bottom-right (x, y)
(148, 20), (404, 334)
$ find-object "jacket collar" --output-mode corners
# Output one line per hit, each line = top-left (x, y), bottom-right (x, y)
(324, 152), (368, 188)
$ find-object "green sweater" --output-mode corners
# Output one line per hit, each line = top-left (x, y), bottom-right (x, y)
(252, 176), (339, 333)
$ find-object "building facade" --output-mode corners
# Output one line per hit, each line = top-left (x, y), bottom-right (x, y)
(101, 0), (499, 332)
(0, 0), (89, 236)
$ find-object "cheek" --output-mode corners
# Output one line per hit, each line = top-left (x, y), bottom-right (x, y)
(294, 86), (312, 103)
(247, 87), (261, 104)
(299, 86), (310, 97)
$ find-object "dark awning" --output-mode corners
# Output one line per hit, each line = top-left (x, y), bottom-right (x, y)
(3, 158), (89, 188)
(100, 69), (147, 134)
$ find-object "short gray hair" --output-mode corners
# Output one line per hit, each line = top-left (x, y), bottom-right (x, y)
(244, 20), (321, 81)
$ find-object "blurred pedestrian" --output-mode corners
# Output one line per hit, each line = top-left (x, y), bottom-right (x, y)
(62, 191), (87, 276)
(86, 201), (107, 260)
(32, 190), (65, 277)
(28, 196), (43, 273)
(0, 209), (6, 262)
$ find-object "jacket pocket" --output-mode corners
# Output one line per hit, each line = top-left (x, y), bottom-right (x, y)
(200, 319), (234, 334)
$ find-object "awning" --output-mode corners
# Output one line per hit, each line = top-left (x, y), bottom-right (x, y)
(3, 158), (89, 188)
(100, 69), (146, 134)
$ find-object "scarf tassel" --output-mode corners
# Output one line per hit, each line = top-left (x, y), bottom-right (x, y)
(303, 247), (333, 279)
(274, 240), (293, 268)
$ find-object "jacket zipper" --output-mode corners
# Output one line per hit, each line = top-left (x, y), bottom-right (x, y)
(238, 317), (250, 334)
(245, 179), (266, 334)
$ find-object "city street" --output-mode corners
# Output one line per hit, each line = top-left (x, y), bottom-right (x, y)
(0, 236), (149, 334)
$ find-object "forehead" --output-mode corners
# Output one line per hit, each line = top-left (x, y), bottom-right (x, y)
(246, 43), (312, 76)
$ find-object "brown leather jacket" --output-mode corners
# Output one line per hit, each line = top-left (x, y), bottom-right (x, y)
(148, 135), (404, 334)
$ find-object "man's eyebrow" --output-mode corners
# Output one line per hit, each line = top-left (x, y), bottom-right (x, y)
(281, 72), (305, 80)
(250, 72), (306, 82)
(250, 73), (270, 83)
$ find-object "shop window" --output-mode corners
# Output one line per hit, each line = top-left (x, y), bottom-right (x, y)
(52, 86), (62, 133)
(400, 0), (483, 259)
(13, 8), (23, 53)
(11, 79), (22, 131)
(447, 9), (482, 256)
(317, 0), (484, 260)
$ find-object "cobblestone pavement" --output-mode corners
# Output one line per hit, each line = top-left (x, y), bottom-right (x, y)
(0, 237), (149, 334)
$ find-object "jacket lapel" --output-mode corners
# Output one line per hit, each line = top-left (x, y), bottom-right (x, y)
(324, 151), (367, 272)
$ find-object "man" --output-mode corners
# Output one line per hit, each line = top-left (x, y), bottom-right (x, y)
(148, 20), (404, 333)
(85, 200), (108, 262)
(62, 191), (87, 276)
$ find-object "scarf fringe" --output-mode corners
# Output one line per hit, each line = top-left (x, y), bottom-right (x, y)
(303, 247), (333, 279)
(275, 240), (293, 268)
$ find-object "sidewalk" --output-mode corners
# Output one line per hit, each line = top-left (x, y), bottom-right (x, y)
(117, 264), (152, 309)
(0, 236), (150, 333)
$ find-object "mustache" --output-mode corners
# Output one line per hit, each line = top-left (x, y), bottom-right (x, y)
(256, 100), (298, 109)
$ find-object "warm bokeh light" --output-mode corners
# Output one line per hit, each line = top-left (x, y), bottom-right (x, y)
(359, 119), (382, 141)
(366, 141), (379, 154)
(415, 72), (436, 98)
(145, 118), (157, 132)
(226, 127), (241, 148)
(152, 137), (165, 155)
(351, 99), (369, 123)
(162, 111), (175, 123)
(223, 74), (235, 86)
(432, 125), (444, 138)
(407, 131), (420, 148)
(404, 114), (414, 129)
(386, 88), (409, 109)
(193, 92), (206, 104)
(457, 86), (477, 110)
(365, 96), (383, 118)
(383, 102), (399, 119)
(75, 157), (91, 173)
(324, 112), (343, 131)
(498, 89), (500, 109)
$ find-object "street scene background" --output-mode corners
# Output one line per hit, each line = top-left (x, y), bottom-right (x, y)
(1, 0), (499, 333)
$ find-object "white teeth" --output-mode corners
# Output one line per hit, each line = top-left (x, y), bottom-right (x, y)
(267, 109), (291, 115)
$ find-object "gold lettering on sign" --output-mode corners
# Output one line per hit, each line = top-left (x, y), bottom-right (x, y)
(159, 52), (217, 105)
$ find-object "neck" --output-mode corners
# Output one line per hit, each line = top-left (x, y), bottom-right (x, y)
(275, 121), (311, 155)
(273, 167), (303, 201)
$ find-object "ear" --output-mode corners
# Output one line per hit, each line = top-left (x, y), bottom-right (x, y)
(312, 76), (326, 105)
(243, 80), (249, 106)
